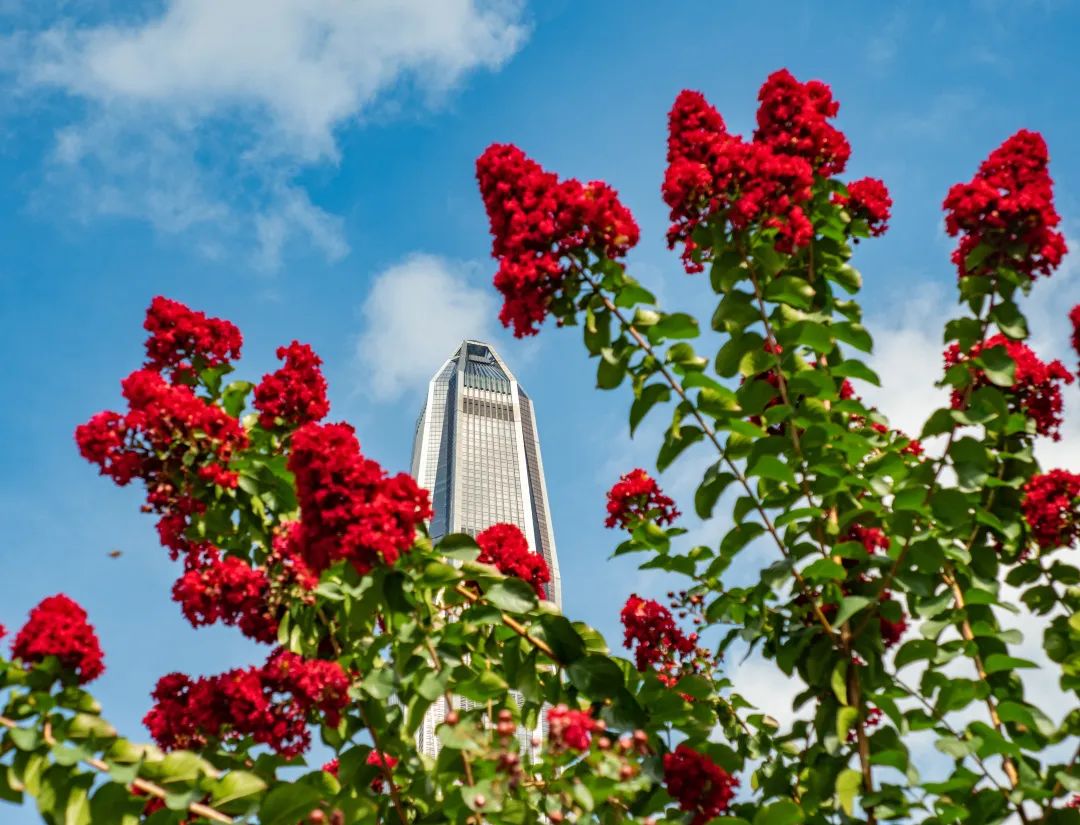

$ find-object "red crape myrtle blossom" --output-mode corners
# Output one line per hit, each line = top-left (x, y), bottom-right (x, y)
(171, 551), (277, 643)
(754, 68), (851, 177)
(943, 129), (1067, 280)
(253, 341), (330, 430)
(663, 88), (814, 271)
(476, 523), (551, 599)
(366, 751), (400, 793)
(11, 595), (105, 684)
(944, 334), (1073, 440)
(144, 651), (349, 758)
(662, 744), (739, 825)
(1070, 304), (1080, 373)
(143, 296), (242, 383)
(476, 143), (640, 337)
(1022, 470), (1080, 551)
(605, 468), (680, 530)
(835, 177), (892, 237)
(846, 524), (890, 556)
(546, 704), (600, 752)
(879, 599), (909, 649)
(287, 422), (431, 576)
(621, 594), (697, 673)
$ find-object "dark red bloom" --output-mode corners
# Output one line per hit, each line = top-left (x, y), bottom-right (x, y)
(662, 744), (738, 825)
(476, 523), (551, 599)
(847, 706), (883, 743)
(1022, 470), (1080, 551)
(1070, 305), (1080, 374)
(287, 422), (431, 576)
(172, 552), (277, 643)
(837, 177), (892, 236)
(943, 130), (1066, 280)
(621, 594), (697, 672)
(144, 651), (349, 758)
(254, 341), (330, 430)
(755, 69), (850, 176)
(144, 296), (242, 383)
(664, 88), (815, 271)
(366, 751), (399, 793)
(322, 759), (340, 777)
(880, 606), (908, 649)
(476, 143), (639, 336)
(269, 521), (321, 592)
(605, 469), (680, 530)
(546, 704), (599, 752)
(846, 524), (890, 556)
(944, 334), (1073, 440)
(11, 595), (105, 684)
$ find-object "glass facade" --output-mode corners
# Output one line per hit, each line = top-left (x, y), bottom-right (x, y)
(411, 340), (561, 759)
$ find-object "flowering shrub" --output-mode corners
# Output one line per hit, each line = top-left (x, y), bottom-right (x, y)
(2, 67), (1078, 825)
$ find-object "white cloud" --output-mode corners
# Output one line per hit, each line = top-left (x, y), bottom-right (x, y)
(355, 253), (501, 401)
(5, 0), (528, 266)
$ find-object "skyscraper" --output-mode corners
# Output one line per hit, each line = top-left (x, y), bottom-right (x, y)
(411, 340), (561, 757)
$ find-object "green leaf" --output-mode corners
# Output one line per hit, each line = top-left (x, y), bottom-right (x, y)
(802, 558), (846, 581)
(835, 768), (862, 816)
(629, 384), (671, 436)
(597, 348), (628, 390)
(833, 596), (872, 627)
(438, 533), (480, 562)
(831, 660), (848, 705)
(747, 456), (797, 486)
(211, 771), (268, 807)
(753, 799), (804, 825)
(764, 276), (815, 309)
(653, 312), (699, 340)
(977, 344), (1016, 387)
(537, 615), (587, 665)
(831, 359), (881, 386)
(567, 655), (624, 698)
(982, 654), (1038, 674)
(259, 783), (323, 825)
(485, 578), (539, 614)
(836, 706), (858, 743)
(89, 783), (142, 825)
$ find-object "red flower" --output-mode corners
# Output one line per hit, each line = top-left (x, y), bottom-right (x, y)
(605, 469), (680, 530)
(621, 594), (697, 672)
(144, 651), (349, 758)
(944, 334), (1073, 440)
(11, 595), (105, 684)
(943, 130), (1066, 280)
(662, 744), (738, 825)
(546, 704), (598, 752)
(1022, 470), (1080, 551)
(846, 524), (890, 556)
(476, 523), (551, 599)
(1070, 304), (1080, 374)
(664, 87), (815, 271)
(269, 521), (321, 591)
(476, 143), (639, 337)
(172, 552), (277, 643)
(254, 341), (330, 430)
(322, 759), (339, 777)
(879, 602), (908, 649)
(287, 422), (431, 576)
(847, 706), (883, 743)
(755, 69), (850, 177)
(838, 177), (892, 236)
(144, 296), (242, 383)
(366, 751), (399, 793)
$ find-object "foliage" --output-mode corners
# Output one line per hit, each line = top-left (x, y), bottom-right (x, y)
(2, 67), (1079, 824)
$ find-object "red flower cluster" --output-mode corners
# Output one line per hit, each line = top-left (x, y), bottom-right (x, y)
(847, 706), (883, 743)
(879, 600), (908, 649)
(944, 334), (1073, 440)
(943, 130), (1066, 280)
(846, 524), (890, 556)
(144, 650), (348, 758)
(662, 744), (738, 825)
(546, 704), (599, 752)
(476, 143), (640, 336)
(620, 594), (697, 672)
(476, 523), (551, 599)
(1022, 470), (1080, 550)
(254, 341), (330, 430)
(269, 522), (321, 592)
(11, 595), (104, 684)
(288, 422), (431, 576)
(664, 88), (815, 271)
(754, 69), (850, 176)
(1071, 304), (1080, 373)
(172, 551), (277, 643)
(605, 469), (680, 530)
(366, 751), (400, 793)
(143, 296), (243, 383)
(837, 177), (892, 236)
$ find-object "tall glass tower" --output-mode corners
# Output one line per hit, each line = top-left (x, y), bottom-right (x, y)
(411, 340), (561, 757)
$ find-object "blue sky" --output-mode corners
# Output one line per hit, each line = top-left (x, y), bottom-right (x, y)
(2, 1), (1080, 817)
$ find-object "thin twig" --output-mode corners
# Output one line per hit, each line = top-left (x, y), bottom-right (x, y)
(453, 583), (558, 660)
